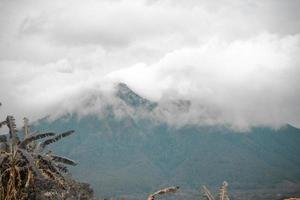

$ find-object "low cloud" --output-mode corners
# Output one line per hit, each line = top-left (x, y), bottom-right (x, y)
(108, 33), (300, 129)
(0, 0), (299, 129)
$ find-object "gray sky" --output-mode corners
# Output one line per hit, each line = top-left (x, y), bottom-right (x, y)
(0, 0), (300, 129)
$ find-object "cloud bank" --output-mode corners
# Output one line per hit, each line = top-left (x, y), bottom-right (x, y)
(0, 0), (299, 129)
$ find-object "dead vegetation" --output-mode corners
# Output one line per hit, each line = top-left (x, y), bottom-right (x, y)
(201, 181), (230, 200)
(0, 104), (93, 200)
(147, 186), (180, 200)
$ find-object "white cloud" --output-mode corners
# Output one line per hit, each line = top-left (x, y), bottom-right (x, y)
(0, 0), (299, 129)
(107, 33), (300, 128)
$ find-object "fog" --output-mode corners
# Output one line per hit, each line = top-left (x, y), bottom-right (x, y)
(0, 0), (299, 129)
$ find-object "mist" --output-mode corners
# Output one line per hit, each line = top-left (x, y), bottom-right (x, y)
(0, 0), (300, 129)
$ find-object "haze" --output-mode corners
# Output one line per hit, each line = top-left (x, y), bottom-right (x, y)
(0, 0), (300, 129)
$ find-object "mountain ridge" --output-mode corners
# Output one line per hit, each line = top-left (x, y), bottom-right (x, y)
(33, 83), (300, 199)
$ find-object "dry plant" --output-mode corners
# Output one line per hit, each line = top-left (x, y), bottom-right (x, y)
(201, 181), (230, 200)
(0, 104), (78, 200)
(147, 186), (179, 200)
(218, 181), (229, 200)
(201, 185), (215, 200)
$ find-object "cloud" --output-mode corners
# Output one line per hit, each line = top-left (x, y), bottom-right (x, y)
(107, 33), (300, 129)
(0, 0), (299, 129)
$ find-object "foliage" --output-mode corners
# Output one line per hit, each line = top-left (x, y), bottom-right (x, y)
(0, 105), (89, 200)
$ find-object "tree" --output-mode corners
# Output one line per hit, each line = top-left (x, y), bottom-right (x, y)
(0, 111), (78, 199)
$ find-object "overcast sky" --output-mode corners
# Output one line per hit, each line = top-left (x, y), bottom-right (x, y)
(0, 0), (300, 128)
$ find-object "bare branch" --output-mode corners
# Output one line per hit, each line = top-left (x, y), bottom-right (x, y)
(147, 186), (179, 200)
(202, 185), (215, 200)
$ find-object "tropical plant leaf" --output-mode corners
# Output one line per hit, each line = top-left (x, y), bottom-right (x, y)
(38, 130), (75, 151)
(218, 181), (230, 200)
(54, 163), (69, 173)
(147, 186), (179, 200)
(19, 132), (55, 149)
(0, 153), (9, 166)
(23, 117), (30, 138)
(202, 185), (215, 200)
(50, 155), (77, 166)
(17, 148), (43, 179)
(6, 115), (20, 146)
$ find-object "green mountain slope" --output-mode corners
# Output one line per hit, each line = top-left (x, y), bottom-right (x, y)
(33, 84), (300, 198)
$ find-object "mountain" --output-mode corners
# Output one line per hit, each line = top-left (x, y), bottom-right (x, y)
(116, 83), (157, 110)
(33, 83), (300, 199)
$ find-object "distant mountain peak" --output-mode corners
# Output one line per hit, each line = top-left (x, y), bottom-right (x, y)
(116, 82), (135, 96)
(115, 82), (157, 110)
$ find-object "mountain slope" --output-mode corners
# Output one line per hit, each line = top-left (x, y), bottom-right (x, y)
(33, 83), (300, 199)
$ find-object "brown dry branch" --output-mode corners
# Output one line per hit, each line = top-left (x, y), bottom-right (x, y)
(218, 181), (229, 200)
(201, 181), (230, 200)
(201, 185), (215, 200)
(147, 186), (180, 200)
